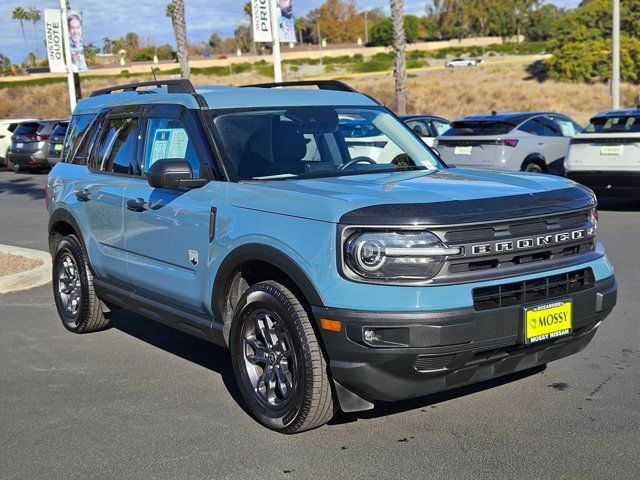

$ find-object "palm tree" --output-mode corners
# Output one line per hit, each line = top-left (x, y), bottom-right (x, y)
(166, 1), (190, 79)
(390, 0), (407, 115)
(12, 7), (29, 60)
(244, 1), (256, 54)
(27, 7), (42, 58)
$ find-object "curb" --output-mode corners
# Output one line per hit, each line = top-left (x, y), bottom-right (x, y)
(0, 244), (51, 295)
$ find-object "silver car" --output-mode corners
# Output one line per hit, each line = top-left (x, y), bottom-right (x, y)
(434, 112), (582, 174)
(565, 108), (640, 197)
(444, 58), (477, 68)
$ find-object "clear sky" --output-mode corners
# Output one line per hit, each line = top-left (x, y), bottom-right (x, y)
(1, 0), (581, 64)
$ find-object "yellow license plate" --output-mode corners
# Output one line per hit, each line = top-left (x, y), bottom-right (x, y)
(454, 146), (472, 155)
(600, 145), (623, 155)
(525, 299), (572, 344)
(54, 143), (63, 151)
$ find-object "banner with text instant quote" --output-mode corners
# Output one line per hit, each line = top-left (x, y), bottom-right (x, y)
(44, 9), (66, 73)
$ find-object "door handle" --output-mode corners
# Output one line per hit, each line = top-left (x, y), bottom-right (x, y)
(126, 198), (150, 212)
(75, 189), (91, 202)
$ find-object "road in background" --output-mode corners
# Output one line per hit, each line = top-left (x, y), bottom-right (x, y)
(1, 169), (638, 479)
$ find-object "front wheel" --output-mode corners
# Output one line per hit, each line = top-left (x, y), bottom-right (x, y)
(523, 161), (545, 173)
(52, 235), (110, 333)
(230, 281), (335, 433)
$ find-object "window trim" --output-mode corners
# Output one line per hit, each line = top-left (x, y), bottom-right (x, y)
(89, 114), (142, 177)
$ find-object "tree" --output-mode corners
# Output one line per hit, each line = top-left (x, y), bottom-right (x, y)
(0, 52), (12, 76)
(12, 8), (29, 61)
(369, 16), (420, 46)
(307, 0), (364, 44)
(390, 0), (407, 115)
(26, 7), (41, 58)
(235, 25), (253, 53)
(166, 0), (190, 79)
(208, 33), (222, 51)
(243, 1), (256, 54)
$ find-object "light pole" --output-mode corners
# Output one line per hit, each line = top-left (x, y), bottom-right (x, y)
(612, 0), (620, 109)
(364, 9), (369, 44)
(269, 0), (282, 82)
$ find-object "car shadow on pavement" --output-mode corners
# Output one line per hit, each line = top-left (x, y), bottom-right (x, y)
(0, 175), (46, 201)
(110, 309), (251, 416)
(329, 365), (546, 426)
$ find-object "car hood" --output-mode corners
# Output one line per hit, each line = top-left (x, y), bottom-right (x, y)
(227, 168), (595, 224)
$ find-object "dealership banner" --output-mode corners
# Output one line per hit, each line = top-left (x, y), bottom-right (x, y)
(44, 9), (66, 73)
(67, 10), (88, 72)
(252, 0), (297, 43)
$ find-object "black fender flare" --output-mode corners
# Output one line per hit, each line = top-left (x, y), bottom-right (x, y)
(212, 243), (325, 326)
(48, 208), (86, 255)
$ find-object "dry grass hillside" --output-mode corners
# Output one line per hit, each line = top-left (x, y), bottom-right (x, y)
(1, 62), (637, 125)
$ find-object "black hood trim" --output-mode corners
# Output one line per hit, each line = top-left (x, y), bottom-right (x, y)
(339, 186), (596, 226)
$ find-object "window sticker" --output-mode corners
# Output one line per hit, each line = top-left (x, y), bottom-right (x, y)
(149, 128), (189, 166)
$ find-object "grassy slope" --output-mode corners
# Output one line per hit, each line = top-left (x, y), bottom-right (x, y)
(0, 62), (636, 125)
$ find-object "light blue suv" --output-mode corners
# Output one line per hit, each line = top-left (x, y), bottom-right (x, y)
(47, 79), (617, 433)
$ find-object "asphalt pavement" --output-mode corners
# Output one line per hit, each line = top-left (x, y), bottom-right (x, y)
(1, 169), (639, 479)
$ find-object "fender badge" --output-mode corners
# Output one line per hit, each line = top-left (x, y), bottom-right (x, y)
(188, 250), (199, 266)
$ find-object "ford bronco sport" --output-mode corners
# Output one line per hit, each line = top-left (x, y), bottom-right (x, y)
(47, 80), (617, 433)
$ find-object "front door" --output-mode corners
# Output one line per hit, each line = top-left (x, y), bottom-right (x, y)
(122, 105), (215, 313)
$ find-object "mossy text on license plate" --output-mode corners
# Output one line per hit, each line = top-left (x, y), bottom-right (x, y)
(525, 299), (572, 344)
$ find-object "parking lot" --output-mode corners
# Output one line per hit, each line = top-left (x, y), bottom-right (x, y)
(1, 169), (639, 479)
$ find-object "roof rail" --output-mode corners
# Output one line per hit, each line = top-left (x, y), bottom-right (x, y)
(90, 79), (196, 97)
(241, 80), (358, 93)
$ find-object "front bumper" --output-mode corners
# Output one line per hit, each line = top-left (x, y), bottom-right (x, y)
(566, 171), (640, 196)
(313, 275), (616, 404)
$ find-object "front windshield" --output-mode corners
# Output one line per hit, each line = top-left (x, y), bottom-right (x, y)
(210, 106), (441, 181)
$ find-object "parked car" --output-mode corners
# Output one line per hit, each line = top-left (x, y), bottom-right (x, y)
(8, 119), (64, 173)
(47, 79), (616, 433)
(0, 119), (35, 168)
(339, 118), (404, 163)
(565, 108), (640, 197)
(435, 111), (582, 174)
(445, 58), (477, 68)
(46, 121), (69, 167)
(401, 114), (451, 147)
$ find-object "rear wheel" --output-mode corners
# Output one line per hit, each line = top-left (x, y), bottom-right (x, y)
(230, 281), (335, 433)
(523, 161), (545, 174)
(52, 235), (110, 333)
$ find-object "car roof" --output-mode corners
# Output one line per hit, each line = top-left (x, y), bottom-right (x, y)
(400, 114), (449, 122)
(455, 111), (555, 123)
(74, 85), (378, 115)
(591, 108), (640, 119)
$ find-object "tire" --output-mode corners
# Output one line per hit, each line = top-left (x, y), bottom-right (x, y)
(230, 280), (335, 434)
(12, 163), (21, 173)
(523, 161), (545, 174)
(52, 235), (110, 333)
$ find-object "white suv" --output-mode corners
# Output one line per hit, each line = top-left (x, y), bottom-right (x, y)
(565, 108), (640, 197)
(0, 119), (35, 168)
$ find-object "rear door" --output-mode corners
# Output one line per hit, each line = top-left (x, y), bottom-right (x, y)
(69, 107), (141, 284)
(122, 104), (215, 312)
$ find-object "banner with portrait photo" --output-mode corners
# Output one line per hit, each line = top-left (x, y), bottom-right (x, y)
(67, 10), (88, 72)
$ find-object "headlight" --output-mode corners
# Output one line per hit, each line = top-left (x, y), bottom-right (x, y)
(343, 230), (461, 282)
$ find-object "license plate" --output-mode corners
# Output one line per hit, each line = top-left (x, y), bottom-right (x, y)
(454, 146), (472, 155)
(16, 142), (24, 149)
(600, 145), (623, 155)
(54, 143), (63, 151)
(524, 299), (572, 344)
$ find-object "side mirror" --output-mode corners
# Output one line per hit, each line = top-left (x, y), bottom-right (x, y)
(412, 125), (424, 137)
(147, 158), (207, 189)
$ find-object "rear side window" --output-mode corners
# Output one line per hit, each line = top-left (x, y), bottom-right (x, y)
(95, 117), (139, 174)
(518, 117), (560, 137)
(8, 123), (19, 133)
(63, 114), (96, 164)
(52, 123), (68, 137)
(444, 121), (515, 136)
(431, 119), (451, 136)
(585, 116), (640, 133)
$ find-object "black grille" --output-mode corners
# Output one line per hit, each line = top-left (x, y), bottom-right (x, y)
(445, 227), (495, 243)
(473, 268), (595, 311)
(413, 354), (455, 372)
(508, 221), (547, 236)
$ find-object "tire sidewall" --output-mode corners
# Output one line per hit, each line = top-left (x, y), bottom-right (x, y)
(230, 286), (308, 431)
(52, 237), (91, 332)
(524, 162), (544, 173)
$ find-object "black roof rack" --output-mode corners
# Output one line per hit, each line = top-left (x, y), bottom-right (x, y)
(240, 80), (358, 93)
(90, 79), (196, 97)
